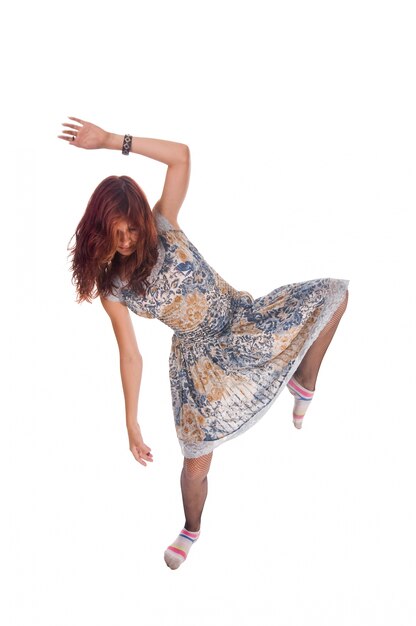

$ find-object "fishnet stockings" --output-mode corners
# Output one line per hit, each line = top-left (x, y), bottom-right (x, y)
(294, 290), (349, 391)
(181, 452), (213, 532)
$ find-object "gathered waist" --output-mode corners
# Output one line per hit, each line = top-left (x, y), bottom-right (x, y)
(172, 291), (254, 345)
(173, 314), (232, 345)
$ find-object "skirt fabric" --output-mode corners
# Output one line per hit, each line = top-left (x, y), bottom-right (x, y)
(105, 211), (349, 458)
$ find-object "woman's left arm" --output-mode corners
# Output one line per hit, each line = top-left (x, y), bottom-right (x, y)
(107, 129), (190, 226)
(58, 116), (190, 225)
(107, 132), (190, 167)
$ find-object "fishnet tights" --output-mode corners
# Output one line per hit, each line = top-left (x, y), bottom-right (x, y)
(294, 289), (349, 391)
(181, 452), (213, 532)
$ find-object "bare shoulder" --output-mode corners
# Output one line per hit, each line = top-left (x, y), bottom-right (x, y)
(152, 204), (181, 230)
(100, 294), (128, 318)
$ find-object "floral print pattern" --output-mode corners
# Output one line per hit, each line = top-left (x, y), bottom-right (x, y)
(106, 211), (349, 458)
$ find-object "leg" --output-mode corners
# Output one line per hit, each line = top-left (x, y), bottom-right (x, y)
(181, 452), (213, 532)
(294, 289), (349, 391)
(288, 290), (348, 428)
(164, 451), (213, 569)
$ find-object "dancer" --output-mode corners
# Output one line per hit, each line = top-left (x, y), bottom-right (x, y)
(58, 116), (349, 569)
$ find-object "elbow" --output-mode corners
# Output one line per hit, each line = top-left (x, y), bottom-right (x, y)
(180, 144), (190, 163)
(120, 352), (142, 365)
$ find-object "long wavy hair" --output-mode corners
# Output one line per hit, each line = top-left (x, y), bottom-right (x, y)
(68, 175), (159, 303)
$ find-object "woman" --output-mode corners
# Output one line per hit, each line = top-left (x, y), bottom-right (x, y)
(58, 116), (349, 570)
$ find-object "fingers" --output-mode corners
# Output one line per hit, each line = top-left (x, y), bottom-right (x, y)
(131, 447), (147, 466)
(68, 116), (86, 124)
(62, 130), (78, 141)
(57, 118), (83, 144)
(62, 122), (81, 131)
(57, 134), (77, 143)
(131, 447), (146, 465)
(143, 449), (154, 463)
(58, 124), (79, 144)
(130, 445), (154, 466)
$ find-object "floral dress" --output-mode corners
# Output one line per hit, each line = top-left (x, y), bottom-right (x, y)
(105, 211), (349, 458)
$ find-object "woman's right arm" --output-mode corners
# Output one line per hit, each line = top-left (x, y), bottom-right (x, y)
(100, 296), (154, 467)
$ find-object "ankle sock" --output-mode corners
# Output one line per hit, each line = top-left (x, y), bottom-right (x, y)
(287, 375), (315, 429)
(164, 527), (200, 570)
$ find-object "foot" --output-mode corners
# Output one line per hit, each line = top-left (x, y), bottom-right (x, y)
(164, 527), (201, 570)
(287, 375), (315, 429)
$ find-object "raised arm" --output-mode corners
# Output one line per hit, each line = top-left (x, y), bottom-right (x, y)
(58, 116), (191, 228)
(100, 296), (154, 467)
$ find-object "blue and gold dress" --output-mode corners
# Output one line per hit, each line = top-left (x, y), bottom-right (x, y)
(105, 211), (349, 458)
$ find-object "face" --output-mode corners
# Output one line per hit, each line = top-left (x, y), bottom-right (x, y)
(114, 219), (139, 256)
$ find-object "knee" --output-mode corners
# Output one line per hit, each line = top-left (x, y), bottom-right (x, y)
(183, 452), (213, 481)
(342, 289), (349, 312)
(337, 289), (348, 317)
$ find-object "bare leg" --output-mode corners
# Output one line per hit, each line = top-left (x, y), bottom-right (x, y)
(294, 290), (349, 391)
(180, 452), (213, 532)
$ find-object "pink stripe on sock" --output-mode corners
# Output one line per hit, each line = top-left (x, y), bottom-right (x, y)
(182, 529), (199, 538)
(290, 378), (314, 398)
(168, 546), (187, 559)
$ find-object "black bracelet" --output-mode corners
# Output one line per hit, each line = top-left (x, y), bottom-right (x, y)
(122, 134), (132, 155)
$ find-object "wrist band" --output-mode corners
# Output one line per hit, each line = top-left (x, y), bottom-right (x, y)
(122, 134), (132, 155)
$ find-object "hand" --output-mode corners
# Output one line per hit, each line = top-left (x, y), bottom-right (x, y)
(57, 116), (109, 150)
(127, 423), (154, 467)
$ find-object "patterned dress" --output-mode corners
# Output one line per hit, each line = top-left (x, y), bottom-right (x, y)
(105, 211), (349, 458)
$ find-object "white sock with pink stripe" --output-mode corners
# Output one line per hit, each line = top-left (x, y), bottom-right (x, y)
(164, 527), (200, 569)
(287, 375), (315, 429)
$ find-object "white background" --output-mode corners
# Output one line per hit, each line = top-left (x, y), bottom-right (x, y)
(1, 1), (415, 625)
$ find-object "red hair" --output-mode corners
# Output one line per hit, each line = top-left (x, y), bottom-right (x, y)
(68, 175), (159, 303)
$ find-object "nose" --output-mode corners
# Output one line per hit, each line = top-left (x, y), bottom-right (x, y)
(119, 232), (130, 247)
